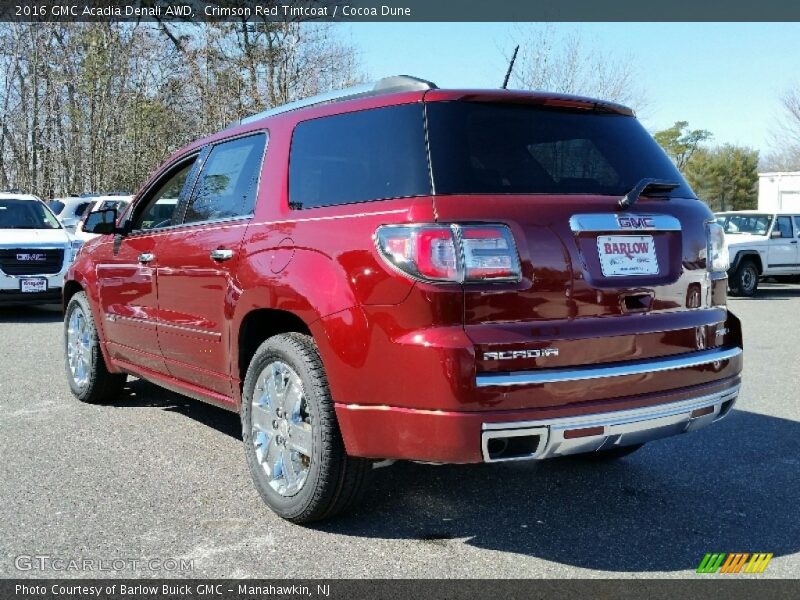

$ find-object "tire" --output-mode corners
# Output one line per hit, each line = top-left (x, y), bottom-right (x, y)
(573, 444), (644, 462)
(729, 259), (759, 297)
(241, 333), (371, 524)
(64, 291), (127, 403)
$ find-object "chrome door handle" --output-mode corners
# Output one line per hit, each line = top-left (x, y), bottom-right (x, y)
(138, 253), (155, 264)
(210, 249), (234, 261)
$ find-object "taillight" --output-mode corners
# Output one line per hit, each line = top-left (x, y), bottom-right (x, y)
(375, 224), (521, 283)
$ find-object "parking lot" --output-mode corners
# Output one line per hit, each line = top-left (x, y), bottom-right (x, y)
(1, 283), (798, 579)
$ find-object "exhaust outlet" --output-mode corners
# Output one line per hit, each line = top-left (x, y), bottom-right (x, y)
(481, 426), (548, 462)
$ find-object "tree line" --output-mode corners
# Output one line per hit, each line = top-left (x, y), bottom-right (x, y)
(0, 21), (361, 199)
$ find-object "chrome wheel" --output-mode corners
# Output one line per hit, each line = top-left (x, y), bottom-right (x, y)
(66, 307), (91, 388)
(251, 361), (313, 497)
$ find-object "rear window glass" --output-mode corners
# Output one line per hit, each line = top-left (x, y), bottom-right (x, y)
(426, 102), (693, 197)
(288, 104), (431, 209)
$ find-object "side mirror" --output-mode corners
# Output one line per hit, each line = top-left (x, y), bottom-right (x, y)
(770, 229), (782, 239)
(83, 208), (118, 235)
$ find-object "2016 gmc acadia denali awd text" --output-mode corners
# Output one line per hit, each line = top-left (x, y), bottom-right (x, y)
(63, 76), (743, 523)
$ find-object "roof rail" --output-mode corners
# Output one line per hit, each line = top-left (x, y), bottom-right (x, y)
(237, 75), (437, 126)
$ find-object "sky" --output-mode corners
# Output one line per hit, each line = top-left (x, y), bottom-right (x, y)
(345, 22), (800, 157)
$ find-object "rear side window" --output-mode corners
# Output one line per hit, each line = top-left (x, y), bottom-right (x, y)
(183, 133), (267, 224)
(426, 102), (693, 197)
(288, 104), (431, 209)
(50, 201), (65, 214)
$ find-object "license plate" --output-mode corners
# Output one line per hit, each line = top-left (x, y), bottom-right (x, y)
(20, 278), (48, 293)
(597, 235), (658, 276)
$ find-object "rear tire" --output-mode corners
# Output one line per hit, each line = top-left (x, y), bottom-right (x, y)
(241, 333), (371, 524)
(573, 444), (644, 461)
(64, 291), (127, 404)
(729, 259), (759, 297)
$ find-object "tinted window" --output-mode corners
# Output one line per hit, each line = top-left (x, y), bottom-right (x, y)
(774, 216), (793, 238)
(426, 102), (693, 197)
(50, 201), (65, 214)
(74, 202), (91, 217)
(794, 216), (800, 235)
(183, 134), (266, 224)
(134, 161), (196, 230)
(288, 104), (430, 209)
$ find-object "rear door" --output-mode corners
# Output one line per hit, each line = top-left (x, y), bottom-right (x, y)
(766, 215), (798, 271)
(155, 133), (268, 397)
(96, 154), (200, 374)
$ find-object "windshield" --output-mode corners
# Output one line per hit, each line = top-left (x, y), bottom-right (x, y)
(0, 200), (62, 229)
(426, 102), (693, 197)
(716, 214), (772, 235)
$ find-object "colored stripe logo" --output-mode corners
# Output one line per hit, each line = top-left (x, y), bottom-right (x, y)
(697, 553), (773, 574)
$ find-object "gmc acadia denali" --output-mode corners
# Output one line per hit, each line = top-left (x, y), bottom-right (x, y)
(64, 76), (743, 523)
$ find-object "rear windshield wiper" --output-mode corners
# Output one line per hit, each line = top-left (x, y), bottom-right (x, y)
(618, 178), (680, 210)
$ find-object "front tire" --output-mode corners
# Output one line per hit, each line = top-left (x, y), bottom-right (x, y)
(241, 333), (371, 524)
(729, 259), (759, 297)
(64, 291), (126, 403)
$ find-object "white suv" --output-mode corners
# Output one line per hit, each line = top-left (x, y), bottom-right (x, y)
(716, 210), (800, 296)
(0, 196), (74, 305)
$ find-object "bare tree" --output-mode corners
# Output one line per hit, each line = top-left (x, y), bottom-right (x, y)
(761, 87), (800, 171)
(0, 21), (364, 199)
(506, 25), (648, 112)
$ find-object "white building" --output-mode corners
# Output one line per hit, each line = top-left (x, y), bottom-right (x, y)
(758, 171), (800, 211)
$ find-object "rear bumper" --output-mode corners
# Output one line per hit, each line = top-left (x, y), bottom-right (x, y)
(335, 373), (741, 464)
(481, 384), (739, 462)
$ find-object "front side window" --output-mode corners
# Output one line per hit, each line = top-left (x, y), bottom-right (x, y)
(288, 104), (431, 209)
(132, 159), (197, 231)
(0, 200), (61, 230)
(773, 216), (794, 238)
(426, 102), (694, 197)
(183, 134), (266, 224)
(794, 216), (800, 235)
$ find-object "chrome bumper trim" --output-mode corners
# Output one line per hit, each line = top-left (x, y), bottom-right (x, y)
(481, 385), (740, 462)
(476, 346), (742, 388)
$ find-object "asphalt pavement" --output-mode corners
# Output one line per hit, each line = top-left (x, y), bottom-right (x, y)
(1, 283), (798, 579)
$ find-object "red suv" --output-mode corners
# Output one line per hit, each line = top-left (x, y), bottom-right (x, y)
(64, 76), (743, 523)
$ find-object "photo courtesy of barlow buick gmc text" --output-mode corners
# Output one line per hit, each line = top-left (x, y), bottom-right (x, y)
(1, 1), (799, 598)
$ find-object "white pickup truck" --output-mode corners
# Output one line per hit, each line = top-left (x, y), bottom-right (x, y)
(716, 211), (800, 296)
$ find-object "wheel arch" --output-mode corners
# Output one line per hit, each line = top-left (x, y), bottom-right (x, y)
(236, 307), (314, 390)
(730, 250), (763, 274)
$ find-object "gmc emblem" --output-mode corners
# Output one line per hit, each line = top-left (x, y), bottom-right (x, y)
(483, 348), (559, 361)
(617, 216), (655, 229)
(16, 253), (46, 261)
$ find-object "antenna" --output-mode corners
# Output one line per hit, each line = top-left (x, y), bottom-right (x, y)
(502, 45), (520, 90)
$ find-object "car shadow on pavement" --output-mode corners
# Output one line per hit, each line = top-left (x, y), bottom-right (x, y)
(318, 408), (800, 573)
(112, 378), (242, 440)
(0, 304), (62, 323)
